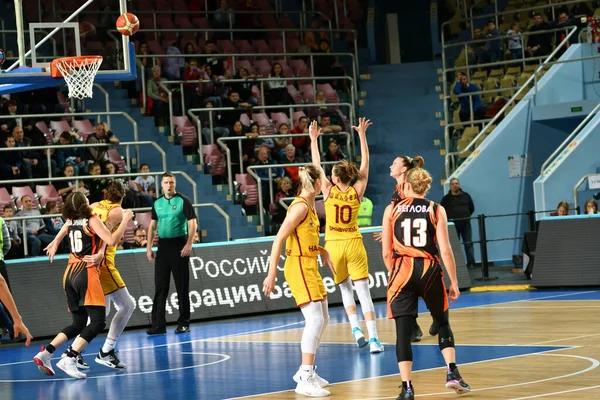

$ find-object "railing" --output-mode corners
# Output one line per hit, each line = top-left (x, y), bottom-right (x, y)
(0, 141), (167, 178)
(444, 26), (579, 178)
(163, 76), (355, 128)
(3, 202), (229, 257)
(0, 111), (140, 169)
(278, 194), (324, 209)
(541, 102), (600, 177)
(214, 131), (350, 197)
(247, 161), (338, 228)
(573, 174), (600, 209)
(156, 81), (175, 140)
(136, 51), (358, 112)
(533, 53), (600, 97)
(92, 84), (111, 127)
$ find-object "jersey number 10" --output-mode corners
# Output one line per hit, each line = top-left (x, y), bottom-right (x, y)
(400, 218), (427, 247)
(69, 230), (83, 253)
(333, 204), (352, 224)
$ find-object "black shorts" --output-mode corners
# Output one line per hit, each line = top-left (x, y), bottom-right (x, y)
(387, 257), (448, 319)
(62, 261), (106, 312)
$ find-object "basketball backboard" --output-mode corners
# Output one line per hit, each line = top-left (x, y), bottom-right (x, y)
(0, 0), (137, 95)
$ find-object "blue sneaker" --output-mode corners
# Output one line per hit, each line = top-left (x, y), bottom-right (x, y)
(352, 327), (368, 348)
(369, 337), (384, 353)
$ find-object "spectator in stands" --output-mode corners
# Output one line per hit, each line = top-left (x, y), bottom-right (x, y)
(104, 161), (118, 175)
(254, 125), (275, 152)
(440, 178), (476, 267)
(0, 135), (25, 184)
(134, 163), (156, 207)
(454, 74), (486, 122)
(272, 177), (293, 227)
(584, 199), (598, 214)
(319, 114), (342, 135)
(221, 91), (250, 131)
(199, 65), (225, 107)
(305, 19), (328, 51)
(253, 145), (284, 209)
(229, 120), (250, 173)
(281, 144), (304, 188)
(507, 23), (523, 60)
(86, 122), (119, 164)
(43, 201), (68, 253)
(233, 67), (259, 107)
(214, 0), (235, 31)
(183, 42), (196, 67)
(54, 163), (87, 201)
(469, 28), (487, 65)
(527, 13), (552, 60)
(237, 0), (261, 39)
(148, 66), (170, 126)
(313, 39), (347, 91)
(274, 123), (290, 159)
(204, 40), (225, 77)
(163, 46), (185, 80)
(485, 20), (502, 63)
(16, 195), (55, 257)
(291, 116), (310, 158)
(87, 162), (108, 203)
(200, 100), (230, 142)
(324, 138), (346, 165)
(13, 125), (56, 182)
(307, 90), (329, 119)
(265, 63), (294, 111)
(0, 100), (22, 134)
(184, 59), (202, 112)
(123, 226), (147, 249)
(138, 42), (150, 69)
(55, 131), (86, 176)
(551, 200), (570, 216)
(554, 12), (578, 58)
(3, 205), (21, 260)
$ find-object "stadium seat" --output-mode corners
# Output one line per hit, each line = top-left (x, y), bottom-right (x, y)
(0, 188), (14, 215)
(252, 112), (270, 126)
(135, 212), (152, 232)
(12, 186), (39, 209)
(108, 149), (126, 173)
(35, 185), (62, 207)
(270, 112), (290, 129)
(71, 119), (95, 140)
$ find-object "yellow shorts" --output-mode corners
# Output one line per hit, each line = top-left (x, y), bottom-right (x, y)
(326, 238), (369, 284)
(284, 256), (327, 307)
(99, 258), (126, 295)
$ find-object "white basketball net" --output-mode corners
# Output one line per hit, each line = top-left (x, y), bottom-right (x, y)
(54, 57), (103, 99)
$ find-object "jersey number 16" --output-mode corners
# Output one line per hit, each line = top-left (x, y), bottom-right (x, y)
(69, 230), (83, 253)
(400, 218), (427, 247)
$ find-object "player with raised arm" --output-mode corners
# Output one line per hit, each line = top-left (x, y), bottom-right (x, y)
(309, 118), (383, 353)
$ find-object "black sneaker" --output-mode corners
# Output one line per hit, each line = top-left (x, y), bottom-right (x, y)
(429, 321), (439, 336)
(62, 346), (89, 370)
(410, 323), (423, 343)
(396, 385), (415, 400)
(446, 368), (471, 393)
(146, 326), (166, 335)
(174, 325), (190, 334)
(95, 349), (127, 370)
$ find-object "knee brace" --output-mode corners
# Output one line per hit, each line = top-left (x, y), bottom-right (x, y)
(80, 318), (106, 343)
(300, 302), (325, 354)
(434, 311), (455, 350)
(354, 279), (374, 314)
(338, 278), (356, 309)
(394, 315), (414, 362)
(62, 311), (88, 339)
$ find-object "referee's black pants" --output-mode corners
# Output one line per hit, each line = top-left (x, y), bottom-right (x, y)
(152, 236), (191, 328)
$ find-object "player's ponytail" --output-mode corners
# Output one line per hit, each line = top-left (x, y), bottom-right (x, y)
(406, 167), (433, 196)
(400, 155), (425, 171)
(104, 179), (127, 204)
(332, 160), (362, 185)
(63, 191), (93, 220)
(298, 164), (321, 193)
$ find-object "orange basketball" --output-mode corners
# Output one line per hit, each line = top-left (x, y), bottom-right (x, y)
(116, 13), (140, 36)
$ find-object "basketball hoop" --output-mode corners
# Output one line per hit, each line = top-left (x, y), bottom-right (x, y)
(50, 56), (103, 99)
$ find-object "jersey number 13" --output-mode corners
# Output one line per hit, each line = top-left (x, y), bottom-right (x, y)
(400, 218), (427, 247)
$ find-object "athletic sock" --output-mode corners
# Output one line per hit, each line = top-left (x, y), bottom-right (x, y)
(366, 320), (378, 339)
(67, 348), (80, 358)
(402, 381), (413, 391)
(102, 338), (116, 354)
(46, 344), (56, 354)
(299, 364), (313, 381)
(348, 314), (360, 330)
(448, 362), (457, 372)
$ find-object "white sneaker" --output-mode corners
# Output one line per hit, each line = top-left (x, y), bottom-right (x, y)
(369, 338), (384, 353)
(61, 346), (89, 370)
(352, 327), (368, 348)
(33, 346), (55, 376)
(56, 356), (87, 379)
(95, 349), (127, 370)
(295, 375), (331, 397)
(293, 366), (329, 387)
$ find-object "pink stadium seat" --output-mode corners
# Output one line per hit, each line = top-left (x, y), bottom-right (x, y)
(108, 149), (126, 173)
(204, 145), (226, 176)
(12, 186), (39, 209)
(123, 220), (136, 244)
(315, 200), (326, 219)
(299, 83), (316, 103)
(240, 183), (258, 206)
(35, 185), (62, 207)
(179, 126), (198, 147)
(217, 40), (236, 54)
(270, 112), (290, 129)
(173, 116), (192, 129)
(135, 212), (153, 232)
(234, 40), (254, 54)
(269, 39), (284, 54)
(239, 113), (252, 127)
(175, 16), (194, 30)
(289, 59), (311, 77)
(50, 120), (72, 135)
(285, 38), (301, 53)
(72, 119), (95, 138)
(287, 85), (303, 104)
(251, 112), (270, 126)
(146, 40), (163, 55)
(0, 188), (14, 215)
(252, 40), (271, 54)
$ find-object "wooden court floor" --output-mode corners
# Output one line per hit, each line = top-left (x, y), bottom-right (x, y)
(228, 297), (600, 399)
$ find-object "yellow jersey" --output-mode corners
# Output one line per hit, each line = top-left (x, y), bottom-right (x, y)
(324, 185), (362, 241)
(285, 197), (320, 257)
(91, 200), (121, 267)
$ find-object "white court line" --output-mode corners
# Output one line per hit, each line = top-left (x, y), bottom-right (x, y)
(529, 333), (600, 346)
(510, 383), (600, 399)
(228, 348), (581, 400)
(359, 353), (600, 400)
(481, 306), (600, 309)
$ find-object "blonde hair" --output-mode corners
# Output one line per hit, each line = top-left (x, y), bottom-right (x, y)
(332, 160), (362, 185)
(298, 164), (321, 193)
(584, 199), (598, 214)
(557, 200), (570, 214)
(278, 176), (292, 190)
(405, 167), (433, 196)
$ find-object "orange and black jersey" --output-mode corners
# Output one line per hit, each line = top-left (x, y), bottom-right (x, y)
(67, 218), (102, 263)
(390, 197), (440, 260)
(391, 183), (407, 205)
